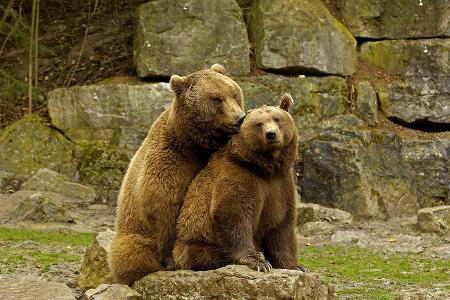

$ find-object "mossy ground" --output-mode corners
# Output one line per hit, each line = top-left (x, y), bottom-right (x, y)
(0, 226), (93, 274)
(1, 226), (448, 299)
(300, 245), (450, 299)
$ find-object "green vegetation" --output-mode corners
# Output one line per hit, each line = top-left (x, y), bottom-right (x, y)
(0, 226), (93, 246)
(299, 245), (450, 299)
(0, 226), (93, 273)
(0, 248), (80, 273)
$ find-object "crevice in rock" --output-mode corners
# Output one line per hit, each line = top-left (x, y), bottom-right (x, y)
(263, 67), (345, 78)
(48, 125), (76, 144)
(387, 117), (450, 133)
(141, 76), (170, 83)
(356, 36), (450, 44)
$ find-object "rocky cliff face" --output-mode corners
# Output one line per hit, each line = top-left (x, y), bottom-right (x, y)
(1, 0), (449, 216)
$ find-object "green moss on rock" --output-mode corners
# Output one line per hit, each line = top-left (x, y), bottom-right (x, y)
(0, 115), (76, 177)
(78, 143), (129, 203)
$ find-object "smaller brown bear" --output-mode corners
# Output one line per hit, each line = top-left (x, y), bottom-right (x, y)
(173, 93), (305, 272)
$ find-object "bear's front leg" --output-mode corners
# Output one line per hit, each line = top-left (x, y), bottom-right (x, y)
(211, 179), (271, 272)
(262, 216), (307, 271)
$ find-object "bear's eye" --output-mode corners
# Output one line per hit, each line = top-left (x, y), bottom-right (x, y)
(274, 117), (280, 122)
(256, 122), (263, 127)
(212, 97), (222, 104)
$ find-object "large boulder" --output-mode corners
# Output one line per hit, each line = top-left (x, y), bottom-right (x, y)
(360, 39), (450, 125)
(133, 265), (335, 300)
(134, 0), (250, 77)
(79, 230), (115, 291)
(15, 193), (73, 223)
(299, 116), (450, 217)
(48, 81), (173, 149)
(297, 202), (353, 226)
(0, 115), (76, 177)
(21, 168), (96, 204)
(248, 0), (356, 75)
(336, 0), (450, 39)
(235, 75), (348, 128)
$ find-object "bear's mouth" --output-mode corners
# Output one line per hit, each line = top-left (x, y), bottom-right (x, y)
(222, 125), (241, 135)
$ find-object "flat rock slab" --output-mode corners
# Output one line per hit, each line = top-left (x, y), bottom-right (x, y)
(133, 265), (335, 300)
(83, 284), (142, 300)
(0, 275), (74, 300)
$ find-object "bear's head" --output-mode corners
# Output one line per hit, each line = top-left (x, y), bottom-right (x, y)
(240, 93), (296, 155)
(169, 64), (246, 150)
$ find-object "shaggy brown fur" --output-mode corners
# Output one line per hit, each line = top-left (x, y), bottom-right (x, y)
(174, 94), (306, 272)
(109, 64), (245, 284)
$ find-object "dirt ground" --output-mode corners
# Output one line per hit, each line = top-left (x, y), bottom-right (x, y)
(0, 190), (449, 299)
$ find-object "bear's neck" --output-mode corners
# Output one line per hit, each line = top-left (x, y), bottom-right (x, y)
(227, 134), (298, 177)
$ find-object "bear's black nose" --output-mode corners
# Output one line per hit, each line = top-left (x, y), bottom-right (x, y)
(266, 132), (277, 141)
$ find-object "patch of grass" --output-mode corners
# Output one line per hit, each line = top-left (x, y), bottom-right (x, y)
(0, 226), (93, 247)
(299, 245), (450, 299)
(0, 247), (80, 273)
(340, 286), (394, 300)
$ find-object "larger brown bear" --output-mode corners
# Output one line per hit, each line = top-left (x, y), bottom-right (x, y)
(174, 93), (305, 272)
(109, 64), (246, 284)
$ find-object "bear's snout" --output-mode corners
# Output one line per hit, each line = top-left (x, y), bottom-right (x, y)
(266, 131), (277, 143)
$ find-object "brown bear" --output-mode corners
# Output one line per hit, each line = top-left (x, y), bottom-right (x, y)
(109, 64), (246, 284)
(173, 93), (306, 272)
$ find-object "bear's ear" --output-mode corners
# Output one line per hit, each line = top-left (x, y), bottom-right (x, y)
(210, 64), (227, 75)
(170, 75), (187, 95)
(280, 93), (294, 112)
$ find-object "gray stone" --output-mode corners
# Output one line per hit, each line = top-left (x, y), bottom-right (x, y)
(78, 230), (115, 291)
(134, 0), (250, 77)
(297, 202), (353, 226)
(0, 115), (76, 177)
(235, 75), (348, 128)
(400, 140), (450, 207)
(355, 80), (378, 126)
(417, 206), (450, 235)
(21, 168), (96, 204)
(133, 265), (335, 300)
(0, 171), (15, 191)
(15, 193), (73, 223)
(360, 39), (450, 77)
(299, 118), (448, 218)
(249, 0), (356, 75)
(0, 275), (74, 300)
(301, 138), (378, 217)
(396, 289), (448, 300)
(48, 82), (173, 147)
(301, 221), (335, 237)
(378, 76), (450, 124)
(331, 230), (368, 244)
(83, 284), (142, 300)
(361, 39), (450, 125)
(336, 0), (450, 39)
